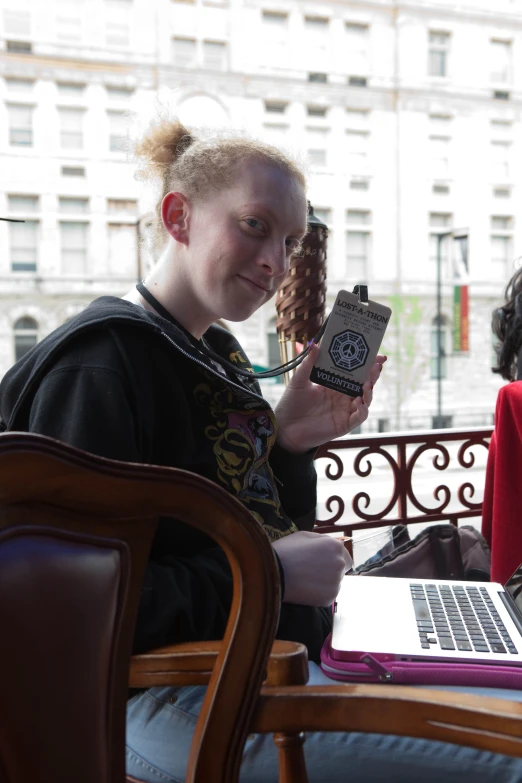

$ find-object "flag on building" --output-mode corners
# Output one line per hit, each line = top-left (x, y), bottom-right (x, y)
(452, 234), (469, 353)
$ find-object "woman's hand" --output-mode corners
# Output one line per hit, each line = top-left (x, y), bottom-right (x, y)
(272, 531), (352, 606)
(275, 344), (386, 454)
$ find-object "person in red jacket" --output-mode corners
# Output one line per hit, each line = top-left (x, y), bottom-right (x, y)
(484, 267), (522, 583)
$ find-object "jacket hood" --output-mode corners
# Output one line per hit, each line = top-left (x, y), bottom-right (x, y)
(0, 295), (247, 431)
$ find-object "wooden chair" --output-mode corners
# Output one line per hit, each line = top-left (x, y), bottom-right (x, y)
(130, 647), (522, 783)
(4, 433), (522, 783)
(0, 431), (283, 783)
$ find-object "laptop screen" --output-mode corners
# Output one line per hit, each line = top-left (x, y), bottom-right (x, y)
(505, 564), (522, 611)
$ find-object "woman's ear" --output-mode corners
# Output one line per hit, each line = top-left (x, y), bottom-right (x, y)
(161, 192), (190, 246)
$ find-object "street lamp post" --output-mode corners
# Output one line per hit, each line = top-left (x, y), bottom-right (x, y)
(434, 229), (469, 430)
(435, 231), (446, 429)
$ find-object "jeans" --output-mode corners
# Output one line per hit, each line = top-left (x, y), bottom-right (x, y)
(126, 663), (522, 783)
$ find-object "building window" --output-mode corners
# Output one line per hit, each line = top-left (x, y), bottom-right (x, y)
(345, 231), (370, 281)
(491, 235), (512, 266)
(61, 165), (85, 177)
(308, 72), (327, 83)
(490, 216), (513, 275)
(264, 100), (287, 114)
(305, 16), (329, 32)
(491, 118), (512, 134)
(491, 215), (513, 231)
(377, 418), (390, 433)
(429, 113), (452, 130)
(304, 15), (329, 71)
(313, 207), (331, 226)
(346, 108), (369, 127)
(308, 149), (326, 167)
(59, 107), (84, 149)
(345, 22), (369, 76)
(56, 0), (82, 41)
(262, 123), (288, 143)
(10, 220), (38, 272)
(429, 213), (452, 271)
(493, 187), (510, 199)
(107, 223), (137, 276)
(306, 126), (328, 167)
(60, 221), (88, 275)
(105, 0), (130, 46)
(203, 40), (227, 70)
(491, 140), (511, 181)
(171, 36), (197, 67)
(8, 194), (39, 213)
(490, 39), (512, 83)
(262, 10), (288, 25)
(428, 31), (450, 77)
(5, 77), (34, 92)
(106, 85), (134, 100)
(107, 111), (127, 152)
(348, 76), (367, 87)
(13, 317), (38, 362)
(430, 315), (448, 379)
(107, 198), (137, 216)
(432, 414), (453, 429)
(7, 104), (33, 146)
(59, 197), (89, 213)
(429, 135), (450, 179)
(307, 105), (327, 117)
(346, 129), (369, 174)
(261, 9), (287, 65)
(346, 209), (371, 225)
(6, 40), (32, 53)
(350, 178), (369, 191)
(57, 81), (86, 96)
(4, 8), (30, 35)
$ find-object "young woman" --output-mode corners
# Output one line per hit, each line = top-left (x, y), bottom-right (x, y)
(2, 120), (522, 783)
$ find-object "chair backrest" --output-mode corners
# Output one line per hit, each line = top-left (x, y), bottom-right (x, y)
(0, 432), (280, 783)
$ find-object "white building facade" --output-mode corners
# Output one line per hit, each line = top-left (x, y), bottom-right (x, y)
(1, 0), (522, 430)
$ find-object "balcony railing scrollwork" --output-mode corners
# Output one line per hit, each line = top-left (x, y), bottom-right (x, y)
(313, 426), (493, 536)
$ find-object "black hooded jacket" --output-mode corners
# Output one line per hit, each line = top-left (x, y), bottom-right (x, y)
(0, 296), (331, 661)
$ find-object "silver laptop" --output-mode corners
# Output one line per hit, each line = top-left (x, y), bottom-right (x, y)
(326, 566), (522, 671)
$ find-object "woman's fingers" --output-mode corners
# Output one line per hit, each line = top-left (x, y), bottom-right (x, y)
(368, 355), (387, 385)
(350, 395), (368, 430)
(362, 378), (373, 407)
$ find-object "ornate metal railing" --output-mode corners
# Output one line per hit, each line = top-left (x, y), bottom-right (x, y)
(313, 426), (494, 536)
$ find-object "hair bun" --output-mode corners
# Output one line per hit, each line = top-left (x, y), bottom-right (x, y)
(134, 118), (195, 178)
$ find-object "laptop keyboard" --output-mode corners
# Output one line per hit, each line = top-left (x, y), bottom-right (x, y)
(410, 583), (518, 654)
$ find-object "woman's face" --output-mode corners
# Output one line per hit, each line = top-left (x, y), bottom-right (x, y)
(180, 160), (308, 325)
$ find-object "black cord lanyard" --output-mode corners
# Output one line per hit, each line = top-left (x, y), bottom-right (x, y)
(135, 281), (366, 379)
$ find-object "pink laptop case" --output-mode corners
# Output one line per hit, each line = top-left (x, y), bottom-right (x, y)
(320, 634), (522, 689)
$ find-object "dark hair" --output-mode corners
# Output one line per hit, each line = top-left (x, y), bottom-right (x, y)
(492, 266), (522, 381)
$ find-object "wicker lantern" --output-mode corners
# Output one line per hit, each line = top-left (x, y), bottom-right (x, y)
(275, 202), (328, 383)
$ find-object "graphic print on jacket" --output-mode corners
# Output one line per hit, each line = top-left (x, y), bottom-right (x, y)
(194, 380), (298, 541)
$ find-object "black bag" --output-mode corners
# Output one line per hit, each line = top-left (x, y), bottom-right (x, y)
(356, 524), (491, 582)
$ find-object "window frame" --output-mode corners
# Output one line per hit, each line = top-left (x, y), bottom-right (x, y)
(7, 103), (34, 147)
(9, 219), (39, 273)
(428, 30), (451, 78)
(13, 316), (39, 362)
(59, 220), (89, 275)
